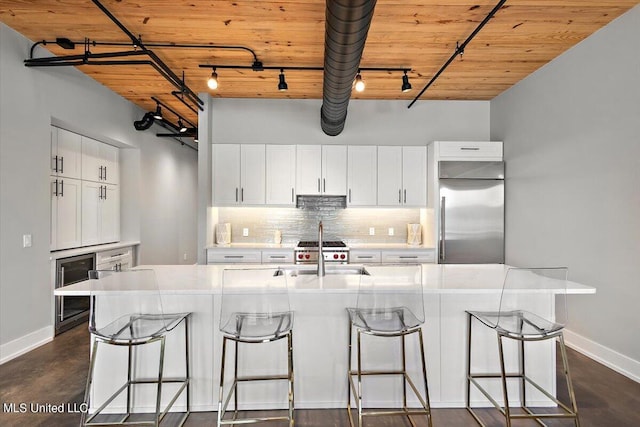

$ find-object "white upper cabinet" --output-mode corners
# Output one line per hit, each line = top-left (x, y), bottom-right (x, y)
(81, 181), (120, 246)
(433, 141), (503, 161)
(266, 145), (296, 205)
(212, 144), (265, 206)
(402, 146), (427, 206)
(295, 145), (322, 195)
(377, 146), (427, 207)
(347, 145), (377, 206)
(322, 145), (347, 195)
(50, 176), (82, 250)
(240, 144), (266, 205)
(81, 137), (119, 184)
(51, 127), (82, 179)
(296, 145), (347, 196)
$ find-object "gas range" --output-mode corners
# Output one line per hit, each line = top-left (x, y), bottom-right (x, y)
(294, 241), (350, 264)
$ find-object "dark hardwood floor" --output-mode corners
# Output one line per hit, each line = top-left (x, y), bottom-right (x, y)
(1, 324), (639, 426)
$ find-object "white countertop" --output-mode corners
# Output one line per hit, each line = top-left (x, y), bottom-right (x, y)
(206, 243), (296, 249)
(206, 242), (434, 250)
(49, 241), (140, 260)
(54, 263), (595, 296)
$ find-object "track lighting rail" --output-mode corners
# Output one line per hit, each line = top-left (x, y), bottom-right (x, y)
(407, 0), (508, 109)
(151, 97), (197, 129)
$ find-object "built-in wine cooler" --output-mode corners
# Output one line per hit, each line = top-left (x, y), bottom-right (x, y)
(55, 253), (95, 335)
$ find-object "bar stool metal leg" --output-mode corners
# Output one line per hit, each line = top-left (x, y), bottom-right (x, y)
(497, 334), (512, 427)
(559, 334), (580, 427)
(418, 329), (433, 427)
(288, 331), (295, 427)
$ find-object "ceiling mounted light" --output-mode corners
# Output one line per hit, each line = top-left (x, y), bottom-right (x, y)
(152, 104), (163, 120)
(178, 119), (187, 133)
(354, 72), (365, 92)
(207, 68), (218, 90)
(401, 70), (412, 92)
(278, 69), (288, 91)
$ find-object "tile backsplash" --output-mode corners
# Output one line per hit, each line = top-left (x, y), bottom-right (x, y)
(216, 207), (421, 244)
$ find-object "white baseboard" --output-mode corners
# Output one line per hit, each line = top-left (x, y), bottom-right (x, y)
(564, 329), (640, 383)
(0, 326), (54, 365)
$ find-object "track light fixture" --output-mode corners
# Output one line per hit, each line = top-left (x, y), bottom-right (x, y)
(401, 70), (412, 92)
(278, 69), (288, 91)
(200, 63), (411, 93)
(354, 72), (365, 92)
(178, 119), (187, 133)
(207, 68), (219, 90)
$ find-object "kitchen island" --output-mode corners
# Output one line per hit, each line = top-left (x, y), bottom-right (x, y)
(55, 264), (594, 413)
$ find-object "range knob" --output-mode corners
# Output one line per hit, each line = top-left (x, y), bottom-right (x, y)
(333, 254), (339, 259)
(298, 254), (304, 260)
(305, 254), (310, 259)
(340, 254), (346, 259)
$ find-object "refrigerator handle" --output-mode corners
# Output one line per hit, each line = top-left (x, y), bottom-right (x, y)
(440, 196), (446, 261)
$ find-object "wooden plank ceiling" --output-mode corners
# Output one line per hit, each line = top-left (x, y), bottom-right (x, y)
(1, 0), (637, 129)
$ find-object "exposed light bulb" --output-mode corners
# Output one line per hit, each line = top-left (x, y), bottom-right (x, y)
(354, 73), (365, 92)
(207, 70), (218, 90)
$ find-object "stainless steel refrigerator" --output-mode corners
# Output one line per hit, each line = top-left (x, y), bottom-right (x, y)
(438, 161), (504, 264)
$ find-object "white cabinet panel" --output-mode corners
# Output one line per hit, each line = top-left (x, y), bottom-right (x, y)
(296, 145), (322, 195)
(207, 249), (262, 264)
(81, 182), (120, 246)
(240, 144), (265, 205)
(347, 146), (377, 206)
(381, 249), (435, 263)
(212, 144), (265, 205)
(402, 146), (427, 206)
(212, 144), (241, 205)
(377, 146), (427, 207)
(350, 249), (381, 264)
(81, 137), (119, 184)
(266, 145), (296, 205)
(51, 127), (82, 179)
(377, 146), (403, 206)
(51, 177), (82, 250)
(322, 145), (347, 195)
(436, 141), (503, 161)
(261, 250), (294, 264)
(296, 145), (347, 196)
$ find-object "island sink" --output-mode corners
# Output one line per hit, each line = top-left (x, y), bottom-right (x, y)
(277, 265), (370, 276)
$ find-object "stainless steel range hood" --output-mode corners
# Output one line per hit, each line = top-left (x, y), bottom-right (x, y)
(296, 195), (347, 210)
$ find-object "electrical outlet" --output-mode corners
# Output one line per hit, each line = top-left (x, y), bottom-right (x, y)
(242, 228), (249, 237)
(22, 234), (32, 248)
(388, 227), (394, 236)
(369, 227), (375, 236)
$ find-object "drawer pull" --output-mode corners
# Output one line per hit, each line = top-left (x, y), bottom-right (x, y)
(460, 147), (480, 151)
(357, 256), (374, 259)
(224, 255), (244, 259)
(269, 256), (287, 259)
(399, 256), (418, 259)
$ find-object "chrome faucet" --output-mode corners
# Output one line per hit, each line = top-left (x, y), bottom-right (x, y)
(317, 221), (325, 277)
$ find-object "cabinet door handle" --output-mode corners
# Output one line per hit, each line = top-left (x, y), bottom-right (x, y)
(103, 186), (107, 200)
(99, 166), (103, 180)
(60, 156), (64, 174)
(60, 180), (64, 197)
(323, 178), (326, 192)
(99, 185), (102, 200)
(349, 189), (352, 203)
(398, 189), (402, 203)
(53, 179), (59, 197)
(291, 188), (294, 203)
(53, 155), (59, 173)
(235, 188), (239, 202)
(317, 178), (320, 193)
(104, 166), (107, 181)
(404, 189), (407, 203)
(241, 188), (244, 202)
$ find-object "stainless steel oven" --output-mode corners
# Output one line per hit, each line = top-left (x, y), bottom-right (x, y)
(55, 253), (95, 334)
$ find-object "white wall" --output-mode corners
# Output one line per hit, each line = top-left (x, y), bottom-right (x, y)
(0, 23), (197, 353)
(197, 98), (491, 262)
(491, 5), (640, 371)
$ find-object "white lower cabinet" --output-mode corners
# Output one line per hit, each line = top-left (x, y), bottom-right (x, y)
(50, 177), (82, 250)
(96, 246), (134, 271)
(82, 181), (120, 246)
(207, 249), (262, 264)
(381, 249), (435, 263)
(261, 250), (294, 264)
(350, 250), (382, 264)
